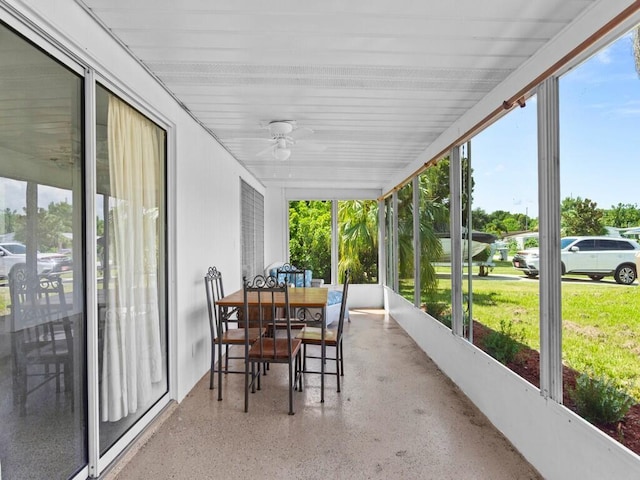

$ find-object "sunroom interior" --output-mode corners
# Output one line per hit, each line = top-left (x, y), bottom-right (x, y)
(1, 1), (640, 479)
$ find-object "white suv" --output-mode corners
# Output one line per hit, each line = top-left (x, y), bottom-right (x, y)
(512, 236), (640, 285)
(0, 242), (71, 280)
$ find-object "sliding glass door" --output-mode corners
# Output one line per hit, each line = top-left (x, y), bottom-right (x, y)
(95, 85), (168, 455)
(0, 23), (86, 479)
(0, 20), (169, 478)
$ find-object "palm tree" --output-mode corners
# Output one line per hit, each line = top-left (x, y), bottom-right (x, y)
(338, 199), (378, 283)
(635, 26), (640, 78)
(417, 172), (447, 298)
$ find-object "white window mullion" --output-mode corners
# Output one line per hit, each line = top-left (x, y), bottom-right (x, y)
(450, 146), (464, 337)
(331, 200), (338, 285)
(537, 76), (563, 402)
(378, 199), (386, 286)
(413, 177), (421, 307)
(84, 68), (101, 479)
(392, 191), (399, 292)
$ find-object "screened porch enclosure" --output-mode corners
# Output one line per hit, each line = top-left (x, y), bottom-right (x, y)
(1, 1), (640, 479)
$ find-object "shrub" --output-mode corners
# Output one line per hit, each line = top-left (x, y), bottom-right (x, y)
(438, 313), (452, 329)
(569, 373), (635, 425)
(425, 302), (449, 319)
(523, 237), (539, 248)
(483, 319), (524, 364)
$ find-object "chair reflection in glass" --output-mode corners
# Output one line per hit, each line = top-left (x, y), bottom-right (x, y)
(9, 266), (74, 416)
(243, 275), (302, 415)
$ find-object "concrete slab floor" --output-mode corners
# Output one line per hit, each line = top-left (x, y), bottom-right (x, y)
(104, 309), (541, 480)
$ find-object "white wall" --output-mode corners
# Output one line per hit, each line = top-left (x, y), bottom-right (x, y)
(347, 284), (384, 309)
(386, 288), (640, 480)
(264, 187), (288, 268)
(13, 0), (264, 402)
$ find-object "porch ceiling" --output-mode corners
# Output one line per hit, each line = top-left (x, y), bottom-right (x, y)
(76, 0), (603, 192)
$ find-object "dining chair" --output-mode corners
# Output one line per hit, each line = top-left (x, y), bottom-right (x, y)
(243, 274), (302, 415)
(204, 266), (265, 401)
(275, 263), (313, 327)
(296, 269), (350, 393)
(9, 267), (74, 416)
(276, 263), (308, 288)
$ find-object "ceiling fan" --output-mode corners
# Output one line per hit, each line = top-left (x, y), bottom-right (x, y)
(254, 120), (325, 161)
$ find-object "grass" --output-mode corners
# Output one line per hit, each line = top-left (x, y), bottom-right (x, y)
(401, 260), (640, 400)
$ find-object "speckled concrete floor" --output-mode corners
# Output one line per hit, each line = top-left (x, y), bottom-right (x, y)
(105, 309), (541, 480)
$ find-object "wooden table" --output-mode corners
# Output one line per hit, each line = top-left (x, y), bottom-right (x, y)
(216, 287), (329, 401)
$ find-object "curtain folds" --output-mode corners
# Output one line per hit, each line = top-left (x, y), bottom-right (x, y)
(101, 95), (163, 422)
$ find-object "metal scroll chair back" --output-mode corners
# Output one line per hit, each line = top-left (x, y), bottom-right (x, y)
(276, 263), (308, 288)
(9, 267), (74, 416)
(297, 268), (350, 393)
(204, 266), (264, 400)
(242, 274), (302, 415)
(204, 266), (225, 341)
(276, 263), (311, 324)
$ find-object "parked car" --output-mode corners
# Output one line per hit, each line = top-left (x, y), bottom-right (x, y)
(0, 242), (73, 279)
(512, 236), (640, 285)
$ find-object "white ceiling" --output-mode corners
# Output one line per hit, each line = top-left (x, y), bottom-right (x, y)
(75, 0), (612, 193)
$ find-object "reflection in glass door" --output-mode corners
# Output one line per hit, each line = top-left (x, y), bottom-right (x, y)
(0, 22), (86, 479)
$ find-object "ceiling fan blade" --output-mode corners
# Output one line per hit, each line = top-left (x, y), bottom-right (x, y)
(228, 137), (275, 142)
(256, 144), (275, 156)
(289, 126), (314, 140)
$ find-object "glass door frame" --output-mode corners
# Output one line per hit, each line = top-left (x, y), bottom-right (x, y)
(89, 72), (175, 478)
(0, 7), (176, 478)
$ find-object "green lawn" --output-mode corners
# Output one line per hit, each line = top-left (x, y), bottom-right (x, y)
(401, 261), (640, 400)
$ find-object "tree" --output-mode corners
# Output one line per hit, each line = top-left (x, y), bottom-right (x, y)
(1, 208), (19, 235)
(288, 201), (332, 283)
(502, 217), (521, 233)
(397, 183), (415, 280)
(602, 203), (640, 228)
(338, 200), (378, 283)
(561, 197), (606, 236)
(14, 200), (73, 252)
(634, 26), (640, 79)
(425, 156), (474, 230)
(417, 168), (447, 297)
(481, 209), (533, 236)
(471, 208), (490, 231)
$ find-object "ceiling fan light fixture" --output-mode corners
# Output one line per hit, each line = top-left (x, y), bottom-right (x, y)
(274, 147), (291, 161)
(268, 121), (294, 136)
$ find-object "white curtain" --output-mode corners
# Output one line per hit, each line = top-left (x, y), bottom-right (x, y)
(101, 95), (163, 422)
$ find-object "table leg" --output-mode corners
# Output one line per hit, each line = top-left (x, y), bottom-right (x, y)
(217, 305), (224, 401)
(321, 305), (326, 402)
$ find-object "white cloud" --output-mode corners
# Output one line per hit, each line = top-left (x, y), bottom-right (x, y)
(596, 48), (613, 65)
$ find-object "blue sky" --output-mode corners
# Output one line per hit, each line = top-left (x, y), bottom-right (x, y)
(472, 31), (640, 219)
